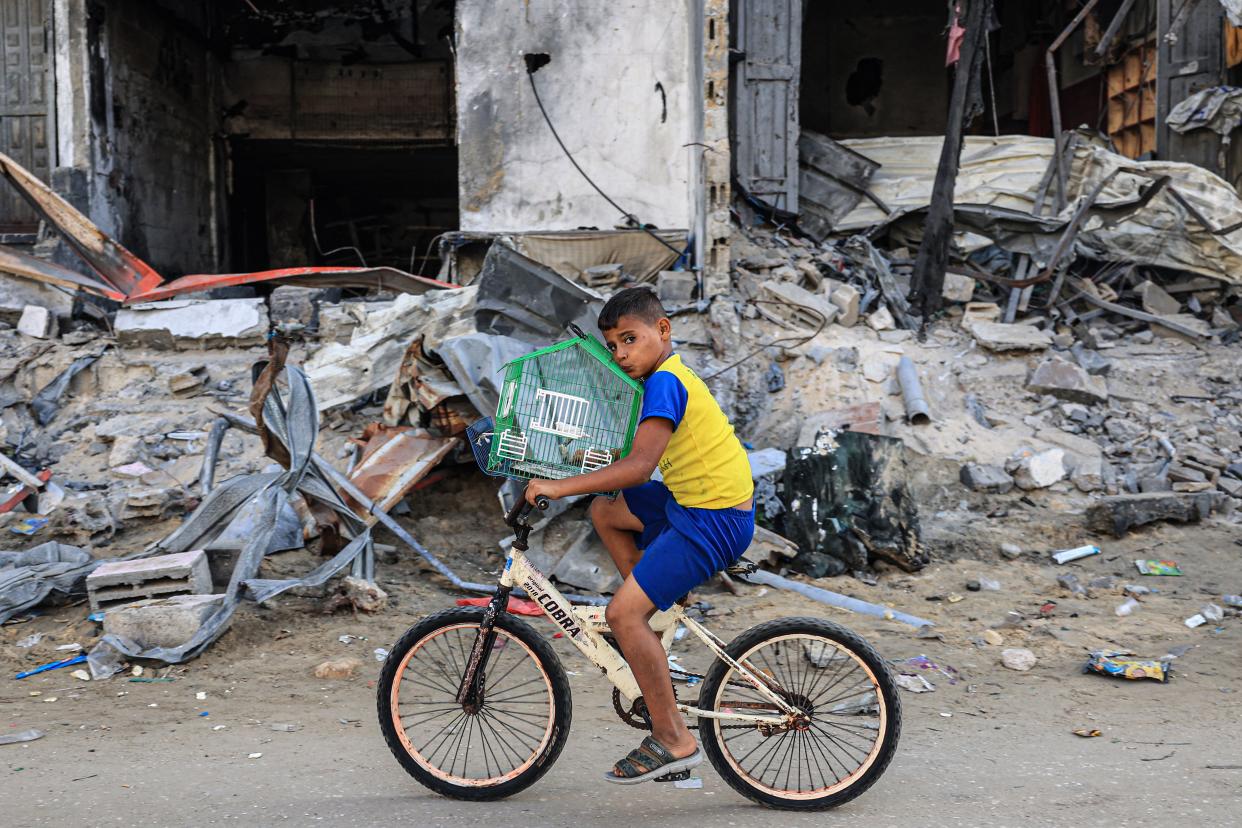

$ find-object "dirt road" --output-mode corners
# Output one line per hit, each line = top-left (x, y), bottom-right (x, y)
(5, 524), (1242, 826)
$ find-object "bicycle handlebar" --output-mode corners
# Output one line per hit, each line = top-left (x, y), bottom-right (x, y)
(505, 491), (549, 527)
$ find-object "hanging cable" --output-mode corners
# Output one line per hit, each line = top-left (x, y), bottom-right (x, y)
(524, 56), (685, 258)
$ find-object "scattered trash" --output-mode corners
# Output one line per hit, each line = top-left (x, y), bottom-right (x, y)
(198, 711), (209, 718)
(1084, 651), (1172, 682)
(1223, 595), (1242, 609)
(373, 648), (389, 662)
(1200, 604), (1224, 623)
(248, 753), (263, 759)
(9, 517), (49, 536)
(674, 776), (704, 789)
(1072, 728), (1102, 738)
(895, 674), (936, 693)
(1052, 545), (1100, 565)
(1135, 560), (1182, 576)
(1001, 648), (1036, 671)
(1057, 574), (1088, 597)
(1185, 614), (1207, 629)
(15, 633), (44, 648)
(195, 691), (207, 700)
(55, 643), (82, 652)
(70, 669), (90, 681)
(982, 630), (1003, 646)
(14, 653), (88, 680)
(270, 723), (302, 732)
(1123, 584), (1152, 597)
(898, 655), (960, 685)
(337, 635), (366, 645)
(127, 677), (175, 683)
(1115, 598), (1141, 617)
(0, 729), (44, 746)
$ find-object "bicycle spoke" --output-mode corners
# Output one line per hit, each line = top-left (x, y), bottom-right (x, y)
(392, 624), (554, 785)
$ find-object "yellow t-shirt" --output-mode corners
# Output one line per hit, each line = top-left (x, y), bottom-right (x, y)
(641, 354), (754, 509)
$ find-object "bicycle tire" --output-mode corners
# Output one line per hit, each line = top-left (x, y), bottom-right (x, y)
(697, 616), (901, 810)
(377, 606), (572, 801)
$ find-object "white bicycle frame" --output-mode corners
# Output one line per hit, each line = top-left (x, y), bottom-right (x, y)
(499, 545), (801, 727)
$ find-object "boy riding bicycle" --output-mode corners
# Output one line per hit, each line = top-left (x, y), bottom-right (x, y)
(525, 287), (755, 784)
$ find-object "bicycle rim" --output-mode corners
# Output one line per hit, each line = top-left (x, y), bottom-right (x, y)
(388, 622), (556, 786)
(709, 633), (888, 800)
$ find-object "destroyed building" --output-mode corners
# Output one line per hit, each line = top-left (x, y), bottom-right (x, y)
(0, 0), (1241, 674)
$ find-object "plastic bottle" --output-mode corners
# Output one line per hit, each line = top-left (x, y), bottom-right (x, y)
(1222, 595), (1242, 609)
(1201, 603), (1224, 623)
(1057, 573), (1088, 596)
(1115, 597), (1140, 617)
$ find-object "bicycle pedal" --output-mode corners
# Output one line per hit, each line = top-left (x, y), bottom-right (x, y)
(654, 770), (691, 782)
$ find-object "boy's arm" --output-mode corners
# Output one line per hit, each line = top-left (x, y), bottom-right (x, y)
(524, 418), (673, 504)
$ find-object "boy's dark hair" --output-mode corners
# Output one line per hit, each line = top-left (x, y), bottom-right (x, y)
(598, 287), (668, 331)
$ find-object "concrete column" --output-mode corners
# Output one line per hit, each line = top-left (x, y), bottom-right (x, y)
(701, 0), (731, 297)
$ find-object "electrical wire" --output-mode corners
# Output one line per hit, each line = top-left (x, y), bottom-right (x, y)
(525, 70), (686, 259)
(701, 298), (830, 381)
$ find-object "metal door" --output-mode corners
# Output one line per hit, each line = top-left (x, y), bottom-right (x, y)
(732, 0), (801, 212)
(1156, 0), (1226, 172)
(0, 0), (53, 232)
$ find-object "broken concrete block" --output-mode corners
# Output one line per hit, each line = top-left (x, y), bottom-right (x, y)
(268, 286), (318, 326)
(102, 593), (225, 650)
(86, 549), (212, 611)
(1138, 281), (1180, 316)
(120, 487), (172, 521)
(760, 280), (837, 329)
(1173, 481), (1214, 493)
(114, 299), (269, 350)
(1005, 447), (1066, 490)
(961, 301), (1002, 329)
(17, 305), (56, 339)
(1104, 418), (1145, 443)
(866, 306), (895, 331)
(828, 283), (860, 327)
(656, 271), (696, 304)
(584, 263), (625, 290)
(107, 435), (143, 468)
(748, 525), (799, 566)
(941, 272), (975, 303)
(1070, 456), (1105, 492)
(1069, 343), (1111, 376)
(970, 321), (1053, 352)
(1027, 358), (1108, 404)
(168, 365), (210, 398)
(960, 463), (1014, 494)
(1085, 492), (1216, 537)
(1218, 477), (1242, 498)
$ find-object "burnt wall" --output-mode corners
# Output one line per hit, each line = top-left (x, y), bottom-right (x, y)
(100, 0), (215, 275)
(801, 1), (949, 139)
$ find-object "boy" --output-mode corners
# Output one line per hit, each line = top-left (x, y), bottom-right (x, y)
(525, 287), (755, 784)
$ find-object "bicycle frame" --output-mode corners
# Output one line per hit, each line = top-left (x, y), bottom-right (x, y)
(457, 541), (802, 729)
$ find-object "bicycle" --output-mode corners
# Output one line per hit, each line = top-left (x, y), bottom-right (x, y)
(377, 496), (902, 810)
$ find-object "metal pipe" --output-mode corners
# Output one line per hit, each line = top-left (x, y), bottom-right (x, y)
(1045, 0), (1101, 211)
(744, 569), (934, 629)
(896, 356), (931, 425)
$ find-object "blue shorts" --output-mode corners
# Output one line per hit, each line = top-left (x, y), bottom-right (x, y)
(623, 481), (755, 611)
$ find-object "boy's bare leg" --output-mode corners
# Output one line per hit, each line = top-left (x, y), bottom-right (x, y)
(589, 495), (645, 578)
(605, 577), (697, 761)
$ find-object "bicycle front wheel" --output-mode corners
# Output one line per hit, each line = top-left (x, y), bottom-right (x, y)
(697, 617), (901, 810)
(377, 607), (572, 800)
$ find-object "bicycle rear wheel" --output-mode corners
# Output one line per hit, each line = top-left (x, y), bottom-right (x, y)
(377, 607), (572, 800)
(697, 617), (900, 810)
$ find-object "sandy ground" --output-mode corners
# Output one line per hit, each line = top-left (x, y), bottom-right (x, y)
(3, 497), (1242, 827)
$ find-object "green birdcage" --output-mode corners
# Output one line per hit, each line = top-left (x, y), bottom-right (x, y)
(487, 330), (643, 483)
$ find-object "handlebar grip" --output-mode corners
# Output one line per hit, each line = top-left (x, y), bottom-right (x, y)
(534, 495), (550, 511)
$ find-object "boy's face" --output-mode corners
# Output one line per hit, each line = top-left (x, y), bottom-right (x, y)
(601, 314), (672, 379)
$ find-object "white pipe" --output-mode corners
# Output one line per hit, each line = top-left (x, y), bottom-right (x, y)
(745, 569), (934, 629)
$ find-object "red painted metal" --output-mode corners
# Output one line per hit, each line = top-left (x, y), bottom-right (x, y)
(125, 266), (455, 304)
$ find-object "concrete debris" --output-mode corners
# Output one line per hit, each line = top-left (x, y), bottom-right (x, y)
(865, 306), (895, 331)
(102, 594), (227, 650)
(969, 321), (1053, 352)
(941, 272), (975, 303)
(86, 549), (213, 611)
(960, 463), (1014, 494)
(1005, 448), (1067, 491)
(115, 299), (270, 349)
(1138, 280), (1180, 316)
(759, 280), (837, 329)
(168, 365), (210, 398)
(17, 305), (56, 339)
(1027, 358), (1109, 405)
(656, 271), (696, 304)
(827, 282), (861, 327)
(1086, 492), (1217, 537)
